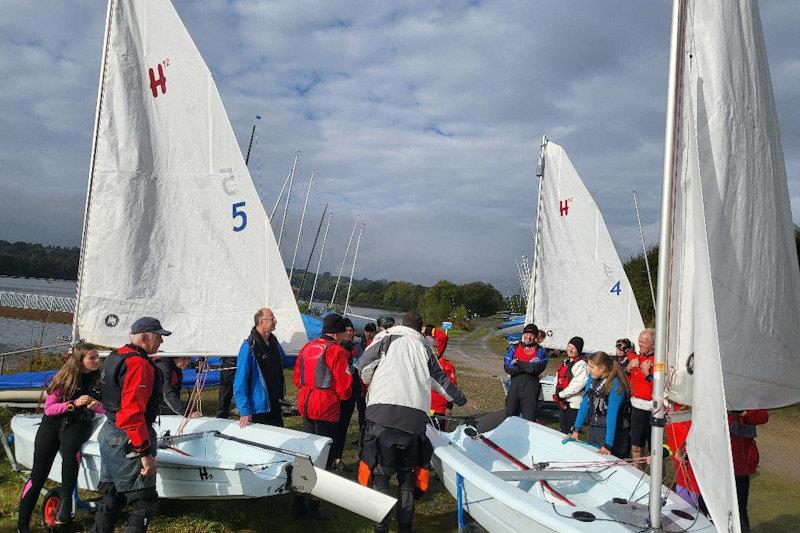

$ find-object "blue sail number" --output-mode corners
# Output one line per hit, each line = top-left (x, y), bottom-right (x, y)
(610, 281), (621, 295)
(232, 202), (247, 232)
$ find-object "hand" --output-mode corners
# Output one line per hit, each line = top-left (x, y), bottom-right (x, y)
(74, 395), (92, 407)
(640, 359), (652, 375)
(140, 455), (156, 476)
(570, 432), (580, 441)
(189, 411), (202, 419)
(627, 358), (640, 369)
(511, 358), (518, 365)
(88, 400), (100, 411)
(598, 446), (611, 456)
(239, 415), (251, 428)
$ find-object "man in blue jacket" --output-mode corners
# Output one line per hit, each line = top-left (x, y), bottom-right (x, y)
(234, 308), (288, 428)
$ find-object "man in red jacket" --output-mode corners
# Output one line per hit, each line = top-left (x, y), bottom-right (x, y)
(292, 313), (352, 519)
(729, 409), (768, 532)
(628, 328), (655, 467)
(429, 340), (457, 431)
(92, 317), (169, 533)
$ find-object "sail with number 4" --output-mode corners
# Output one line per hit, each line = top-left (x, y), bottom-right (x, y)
(72, 0), (308, 355)
(653, 1), (800, 530)
(525, 140), (645, 353)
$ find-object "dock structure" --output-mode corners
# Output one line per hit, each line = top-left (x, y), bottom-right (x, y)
(0, 291), (74, 324)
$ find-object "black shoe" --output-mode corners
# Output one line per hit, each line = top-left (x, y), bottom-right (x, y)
(55, 496), (73, 524)
(333, 460), (354, 473)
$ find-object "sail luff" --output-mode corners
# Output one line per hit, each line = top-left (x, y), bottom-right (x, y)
(525, 135), (547, 326)
(72, 0), (115, 345)
(650, 0), (688, 526)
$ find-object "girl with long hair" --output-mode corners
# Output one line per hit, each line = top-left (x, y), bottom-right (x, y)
(570, 351), (631, 457)
(18, 343), (104, 531)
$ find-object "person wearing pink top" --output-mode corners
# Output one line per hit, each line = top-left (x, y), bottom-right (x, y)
(17, 343), (104, 531)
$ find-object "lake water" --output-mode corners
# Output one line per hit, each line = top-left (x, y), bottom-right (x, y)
(0, 276), (404, 354)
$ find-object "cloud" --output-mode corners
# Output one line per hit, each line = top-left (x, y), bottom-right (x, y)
(0, 0), (797, 293)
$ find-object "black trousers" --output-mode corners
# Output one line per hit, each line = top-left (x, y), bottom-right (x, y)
(301, 417), (338, 470)
(558, 407), (578, 435)
(332, 397), (356, 461)
(736, 475), (751, 533)
(91, 482), (159, 533)
(505, 375), (540, 422)
(252, 402), (284, 428)
(215, 367), (236, 418)
(18, 418), (93, 529)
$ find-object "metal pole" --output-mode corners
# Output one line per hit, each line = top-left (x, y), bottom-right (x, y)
(299, 203), (328, 298)
(330, 216), (359, 308)
(650, 0), (687, 528)
(343, 223), (364, 315)
(633, 190), (657, 311)
(244, 123), (257, 166)
(525, 135), (547, 325)
(270, 153), (296, 221)
(309, 212), (332, 309)
(277, 151), (298, 249)
(288, 170), (315, 284)
(72, 0), (115, 345)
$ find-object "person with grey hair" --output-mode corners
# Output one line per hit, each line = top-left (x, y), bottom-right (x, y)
(233, 308), (288, 428)
(628, 328), (656, 466)
(92, 317), (170, 533)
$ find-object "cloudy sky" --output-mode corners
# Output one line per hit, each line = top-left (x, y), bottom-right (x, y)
(1, 1), (798, 295)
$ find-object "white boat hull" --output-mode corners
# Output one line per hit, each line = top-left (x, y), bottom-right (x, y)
(428, 417), (714, 532)
(11, 414), (395, 522)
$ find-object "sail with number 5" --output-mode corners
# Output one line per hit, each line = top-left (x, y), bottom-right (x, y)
(72, 0), (307, 355)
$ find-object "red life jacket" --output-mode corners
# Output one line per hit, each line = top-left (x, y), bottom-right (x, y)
(554, 356), (585, 408)
(430, 356), (457, 414)
(293, 338), (353, 422)
(297, 340), (337, 390)
(513, 343), (539, 364)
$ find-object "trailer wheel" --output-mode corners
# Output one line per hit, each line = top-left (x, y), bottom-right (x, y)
(41, 486), (74, 532)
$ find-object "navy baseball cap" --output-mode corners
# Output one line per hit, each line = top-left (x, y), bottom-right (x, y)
(130, 317), (172, 336)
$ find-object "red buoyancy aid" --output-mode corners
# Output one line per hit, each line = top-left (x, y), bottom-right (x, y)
(513, 343), (540, 364)
(430, 356), (457, 414)
(293, 338), (353, 422)
(629, 352), (654, 401)
(554, 356), (585, 408)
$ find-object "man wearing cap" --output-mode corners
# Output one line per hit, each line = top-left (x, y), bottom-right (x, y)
(292, 313), (353, 518)
(91, 317), (169, 533)
(234, 308), (288, 428)
(504, 323), (548, 422)
(358, 312), (468, 533)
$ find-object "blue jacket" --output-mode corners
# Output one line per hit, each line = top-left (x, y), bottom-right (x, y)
(503, 343), (547, 377)
(574, 376), (626, 448)
(232, 337), (288, 417)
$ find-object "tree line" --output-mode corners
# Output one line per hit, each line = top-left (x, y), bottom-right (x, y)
(0, 241), (79, 280)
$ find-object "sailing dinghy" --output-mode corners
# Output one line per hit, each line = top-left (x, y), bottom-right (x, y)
(9, 0), (395, 522)
(434, 0), (799, 531)
(497, 139), (645, 353)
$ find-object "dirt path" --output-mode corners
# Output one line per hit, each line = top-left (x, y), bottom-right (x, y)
(445, 323), (505, 377)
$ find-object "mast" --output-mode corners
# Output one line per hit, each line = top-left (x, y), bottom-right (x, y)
(299, 203), (328, 298)
(309, 212), (332, 308)
(525, 134), (547, 325)
(343, 222), (365, 315)
(633, 190), (657, 311)
(270, 153), (296, 221)
(277, 151), (298, 249)
(72, 0), (115, 344)
(650, 0), (688, 527)
(244, 118), (258, 166)
(330, 216), (359, 308)
(288, 170), (316, 285)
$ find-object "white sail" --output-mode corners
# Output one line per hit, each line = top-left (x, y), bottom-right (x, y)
(526, 141), (645, 353)
(73, 0), (307, 355)
(661, 1), (800, 529)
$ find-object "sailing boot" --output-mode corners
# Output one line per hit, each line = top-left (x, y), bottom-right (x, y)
(55, 494), (74, 524)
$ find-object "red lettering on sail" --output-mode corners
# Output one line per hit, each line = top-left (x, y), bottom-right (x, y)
(148, 64), (167, 97)
(559, 199), (570, 217)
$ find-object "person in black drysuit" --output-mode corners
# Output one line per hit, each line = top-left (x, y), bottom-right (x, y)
(504, 324), (548, 422)
(215, 356), (238, 418)
(17, 344), (103, 532)
(154, 356), (201, 417)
